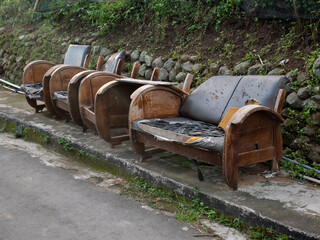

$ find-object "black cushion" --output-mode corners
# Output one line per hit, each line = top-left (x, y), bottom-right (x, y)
(180, 75), (288, 125)
(101, 50), (125, 73)
(132, 117), (225, 152)
(64, 44), (91, 66)
(20, 83), (42, 99)
(180, 76), (242, 125)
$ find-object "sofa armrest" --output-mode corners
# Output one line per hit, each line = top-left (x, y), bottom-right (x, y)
(129, 85), (185, 123)
(23, 60), (56, 85)
(228, 105), (284, 126)
(44, 65), (86, 115)
(223, 105), (284, 189)
(68, 70), (97, 126)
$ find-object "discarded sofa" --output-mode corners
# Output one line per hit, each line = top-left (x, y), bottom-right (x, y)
(128, 75), (288, 189)
(77, 69), (166, 147)
(48, 51), (134, 121)
(21, 44), (91, 113)
(93, 74), (193, 147)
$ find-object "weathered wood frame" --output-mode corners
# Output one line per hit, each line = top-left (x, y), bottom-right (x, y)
(46, 56), (131, 120)
(78, 68), (163, 147)
(128, 85), (286, 190)
(93, 73), (193, 147)
(22, 54), (91, 113)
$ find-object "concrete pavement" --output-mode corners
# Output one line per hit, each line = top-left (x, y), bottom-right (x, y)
(0, 88), (319, 239)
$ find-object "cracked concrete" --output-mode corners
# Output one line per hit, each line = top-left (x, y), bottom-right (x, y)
(0, 88), (319, 239)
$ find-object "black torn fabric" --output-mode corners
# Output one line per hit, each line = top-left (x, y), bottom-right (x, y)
(132, 117), (225, 152)
(21, 83), (43, 99)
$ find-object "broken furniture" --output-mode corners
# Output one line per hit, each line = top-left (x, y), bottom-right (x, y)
(48, 51), (131, 121)
(93, 74), (193, 147)
(78, 69), (175, 147)
(21, 44), (92, 113)
(128, 75), (287, 189)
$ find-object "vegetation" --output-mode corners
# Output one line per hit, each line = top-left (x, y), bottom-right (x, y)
(0, 0), (320, 185)
(124, 177), (290, 240)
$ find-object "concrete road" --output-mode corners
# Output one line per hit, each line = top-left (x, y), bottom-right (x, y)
(0, 134), (204, 240)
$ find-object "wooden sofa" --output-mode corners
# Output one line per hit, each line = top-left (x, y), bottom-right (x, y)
(47, 51), (131, 121)
(78, 69), (172, 147)
(128, 75), (288, 190)
(93, 74), (193, 147)
(21, 44), (92, 113)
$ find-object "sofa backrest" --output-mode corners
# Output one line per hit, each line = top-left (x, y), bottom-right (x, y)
(101, 50), (126, 73)
(180, 75), (287, 125)
(64, 44), (91, 66)
(180, 76), (242, 124)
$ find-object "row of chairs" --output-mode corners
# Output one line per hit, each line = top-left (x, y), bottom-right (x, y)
(21, 44), (287, 190)
(21, 44), (193, 147)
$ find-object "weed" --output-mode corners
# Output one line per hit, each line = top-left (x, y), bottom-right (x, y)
(124, 177), (289, 239)
(43, 135), (50, 144)
(58, 137), (73, 151)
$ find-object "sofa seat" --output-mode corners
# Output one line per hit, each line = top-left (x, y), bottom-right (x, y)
(20, 83), (43, 99)
(53, 91), (68, 105)
(132, 117), (225, 152)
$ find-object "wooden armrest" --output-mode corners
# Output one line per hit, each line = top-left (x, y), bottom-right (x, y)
(23, 60), (56, 84)
(79, 73), (119, 107)
(130, 62), (141, 78)
(82, 71), (121, 80)
(83, 54), (91, 69)
(49, 65), (86, 95)
(96, 56), (105, 71)
(181, 73), (194, 93)
(228, 105), (284, 127)
(67, 70), (97, 126)
(223, 105), (284, 190)
(129, 85), (185, 122)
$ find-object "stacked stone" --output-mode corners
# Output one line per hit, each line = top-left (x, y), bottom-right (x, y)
(129, 51), (206, 82)
(280, 60), (320, 163)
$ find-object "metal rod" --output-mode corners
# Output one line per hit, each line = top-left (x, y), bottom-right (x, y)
(301, 175), (320, 185)
(1, 85), (24, 94)
(0, 78), (21, 90)
(282, 156), (320, 175)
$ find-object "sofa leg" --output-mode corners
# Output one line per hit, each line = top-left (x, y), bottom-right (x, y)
(222, 149), (238, 190)
(223, 165), (238, 190)
(272, 124), (282, 172)
(35, 104), (45, 113)
(134, 141), (146, 162)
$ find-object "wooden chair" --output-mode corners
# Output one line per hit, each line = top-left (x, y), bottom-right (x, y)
(78, 69), (164, 147)
(21, 44), (91, 113)
(47, 51), (130, 120)
(128, 75), (288, 190)
(94, 74), (193, 147)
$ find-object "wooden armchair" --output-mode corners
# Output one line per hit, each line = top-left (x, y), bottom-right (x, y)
(47, 51), (131, 120)
(128, 75), (288, 190)
(93, 74), (193, 147)
(21, 44), (91, 113)
(78, 68), (164, 147)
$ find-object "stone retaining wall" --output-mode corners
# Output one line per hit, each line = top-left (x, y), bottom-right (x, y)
(0, 27), (319, 163)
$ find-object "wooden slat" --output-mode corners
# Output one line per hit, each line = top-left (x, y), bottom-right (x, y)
(110, 134), (130, 148)
(238, 147), (274, 167)
(138, 123), (190, 142)
(83, 107), (96, 124)
(55, 100), (69, 112)
(117, 78), (177, 86)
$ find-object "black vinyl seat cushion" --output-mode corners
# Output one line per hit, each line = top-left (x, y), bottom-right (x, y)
(132, 117), (225, 152)
(20, 83), (43, 99)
